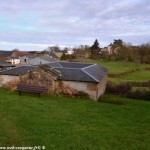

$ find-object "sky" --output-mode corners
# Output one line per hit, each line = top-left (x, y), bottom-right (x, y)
(0, 0), (150, 51)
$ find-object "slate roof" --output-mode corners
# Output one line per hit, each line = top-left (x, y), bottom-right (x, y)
(39, 56), (57, 62)
(0, 60), (14, 67)
(49, 52), (59, 59)
(0, 62), (107, 83)
(0, 66), (34, 76)
(58, 62), (93, 68)
(0, 51), (12, 57)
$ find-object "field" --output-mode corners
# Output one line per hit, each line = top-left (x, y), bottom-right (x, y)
(85, 59), (150, 84)
(85, 59), (150, 74)
(0, 60), (149, 149)
(0, 88), (150, 150)
(109, 70), (150, 83)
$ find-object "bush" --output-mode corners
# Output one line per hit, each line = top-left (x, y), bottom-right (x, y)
(106, 81), (132, 96)
(128, 89), (150, 101)
(73, 91), (90, 99)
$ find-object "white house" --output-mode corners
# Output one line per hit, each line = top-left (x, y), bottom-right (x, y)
(9, 56), (21, 65)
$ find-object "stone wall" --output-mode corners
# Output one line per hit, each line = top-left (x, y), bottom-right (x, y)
(62, 81), (98, 100)
(0, 75), (19, 87)
(96, 74), (108, 100)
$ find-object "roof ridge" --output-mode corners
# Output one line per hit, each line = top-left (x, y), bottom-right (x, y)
(58, 62), (63, 68)
(82, 63), (97, 69)
(82, 68), (99, 83)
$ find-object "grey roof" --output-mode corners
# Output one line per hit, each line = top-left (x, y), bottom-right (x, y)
(0, 61), (107, 83)
(49, 52), (59, 59)
(25, 56), (37, 58)
(0, 66), (35, 76)
(0, 51), (12, 57)
(46, 62), (62, 68)
(56, 68), (96, 82)
(83, 64), (107, 82)
(59, 62), (93, 68)
(39, 56), (57, 62)
(0, 60), (14, 67)
(10, 56), (20, 59)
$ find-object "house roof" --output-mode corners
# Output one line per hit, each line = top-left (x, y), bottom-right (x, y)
(10, 56), (20, 59)
(0, 66), (34, 75)
(39, 56), (57, 62)
(49, 52), (59, 59)
(0, 60), (14, 67)
(0, 51), (12, 57)
(11, 51), (34, 57)
(0, 62), (107, 83)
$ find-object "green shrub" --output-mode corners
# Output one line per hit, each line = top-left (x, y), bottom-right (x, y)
(128, 89), (150, 101)
(73, 91), (90, 99)
(106, 81), (132, 96)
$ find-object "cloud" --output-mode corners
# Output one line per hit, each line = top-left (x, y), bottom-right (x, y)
(0, 0), (150, 50)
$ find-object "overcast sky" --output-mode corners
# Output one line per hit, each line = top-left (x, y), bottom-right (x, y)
(0, 0), (150, 51)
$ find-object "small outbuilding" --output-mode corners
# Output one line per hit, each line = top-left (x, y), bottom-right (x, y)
(0, 62), (107, 101)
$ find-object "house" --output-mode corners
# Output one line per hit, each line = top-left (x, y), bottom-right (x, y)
(11, 51), (36, 57)
(101, 45), (114, 54)
(0, 60), (15, 71)
(20, 56), (36, 65)
(53, 52), (63, 59)
(0, 50), (12, 61)
(49, 52), (59, 59)
(20, 56), (57, 65)
(74, 49), (90, 60)
(0, 62), (107, 101)
(9, 56), (21, 65)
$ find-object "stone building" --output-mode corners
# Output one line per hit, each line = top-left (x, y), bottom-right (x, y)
(0, 62), (107, 101)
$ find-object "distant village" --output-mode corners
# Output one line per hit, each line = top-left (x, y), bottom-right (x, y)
(0, 39), (149, 101)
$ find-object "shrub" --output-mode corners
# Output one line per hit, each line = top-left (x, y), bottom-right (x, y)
(106, 81), (132, 96)
(73, 91), (90, 99)
(128, 89), (150, 101)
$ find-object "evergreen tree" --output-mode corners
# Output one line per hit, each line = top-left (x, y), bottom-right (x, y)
(90, 39), (101, 59)
(91, 39), (100, 49)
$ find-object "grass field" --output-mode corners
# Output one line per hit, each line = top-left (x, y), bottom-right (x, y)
(0, 88), (150, 150)
(85, 59), (149, 74)
(109, 69), (150, 83)
(85, 59), (150, 84)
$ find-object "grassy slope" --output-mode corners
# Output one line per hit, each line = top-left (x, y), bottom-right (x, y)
(0, 89), (150, 150)
(85, 59), (149, 74)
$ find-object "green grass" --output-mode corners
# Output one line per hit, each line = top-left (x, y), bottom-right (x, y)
(85, 59), (149, 74)
(109, 70), (150, 83)
(0, 88), (150, 150)
(132, 87), (150, 92)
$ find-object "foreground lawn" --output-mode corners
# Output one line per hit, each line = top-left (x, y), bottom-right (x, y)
(85, 59), (149, 74)
(0, 88), (150, 150)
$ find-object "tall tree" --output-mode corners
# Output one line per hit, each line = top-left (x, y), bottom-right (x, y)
(91, 39), (100, 49)
(90, 39), (101, 59)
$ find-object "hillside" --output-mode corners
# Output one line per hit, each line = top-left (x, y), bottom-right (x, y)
(0, 89), (150, 150)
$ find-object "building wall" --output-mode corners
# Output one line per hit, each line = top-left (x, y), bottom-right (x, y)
(10, 59), (20, 65)
(96, 74), (108, 99)
(62, 76), (107, 101)
(0, 75), (19, 87)
(20, 56), (30, 65)
(62, 81), (98, 101)
(29, 57), (49, 65)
